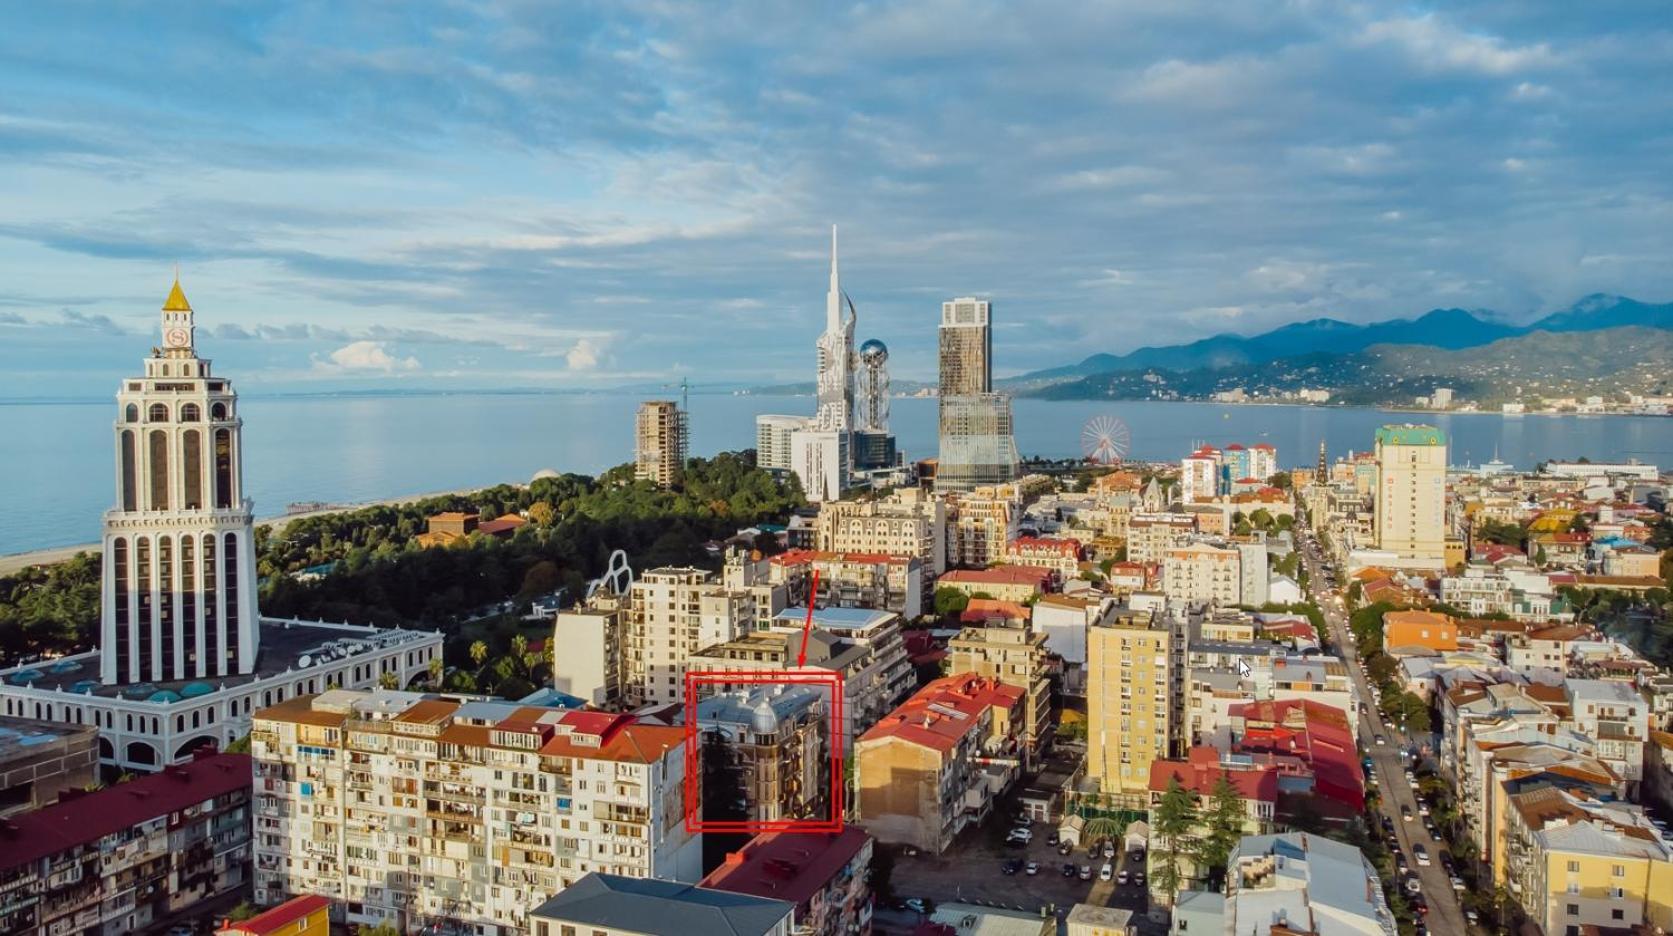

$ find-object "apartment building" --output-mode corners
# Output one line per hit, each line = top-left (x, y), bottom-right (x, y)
(1373, 424), (1448, 568)
(814, 490), (946, 593)
(1162, 542), (1242, 608)
(696, 686), (831, 825)
(1087, 607), (1177, 802)
(1004, 536), (1083, 579)
(689, 608), (913, 748)
(550, 590), (623, 708)
(1189, 833), (1396, 934)
(1381, 609), (1459, 654)
(1127, 513), (1198, 565)
(948, 491), (1016, 567)
(634, 400), (687, 489)
(0, 715), (98, 816)
(699, 829), (874, 936)
(1181, 448), (1221, 504)
(1567, 678), (1651, 791)
(767, 549), (923, 619)
(948, 620), (1053, 767)
(625, 567), (753, 706)
(1146, 747), (1278, 901)
(250, 690), (701, 935)
(856, 674), (1025, 853)
(0, 752), (252, 935)
(1507, 787), (1673, 934)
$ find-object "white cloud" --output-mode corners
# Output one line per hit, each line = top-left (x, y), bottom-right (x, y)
(1358, 15), (1557, 75)
(313, 340), (420, 374)
(565, 337), (607, 371)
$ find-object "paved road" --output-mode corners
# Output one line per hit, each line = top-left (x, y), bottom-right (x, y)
(1296, 523), (1469, 935)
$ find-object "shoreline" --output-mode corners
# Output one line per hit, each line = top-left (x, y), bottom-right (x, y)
(0, 485), (491, 576)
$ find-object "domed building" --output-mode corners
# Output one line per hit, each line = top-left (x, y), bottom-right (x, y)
(694, 684), (832, 825)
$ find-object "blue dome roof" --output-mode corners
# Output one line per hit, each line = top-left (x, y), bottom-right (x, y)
(49, 660), (82, 673)
(180, 682), (215, 699)
(10, 669), (43, 684)
(148, 689), (182, 703)
(71, 680), (99, 694)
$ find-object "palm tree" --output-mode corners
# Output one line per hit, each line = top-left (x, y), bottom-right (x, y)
(427, 657), (444, 688)
(470, 640), (489, 667)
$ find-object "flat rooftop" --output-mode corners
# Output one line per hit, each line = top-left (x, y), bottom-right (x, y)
(1, 618), (436, 702)
(0, 716), (98, 762)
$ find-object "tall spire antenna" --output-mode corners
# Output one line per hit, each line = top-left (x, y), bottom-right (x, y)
(830, 224), (839, 291)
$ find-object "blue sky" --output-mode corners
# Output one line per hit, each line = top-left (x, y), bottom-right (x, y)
(2, 2), (1670, 397)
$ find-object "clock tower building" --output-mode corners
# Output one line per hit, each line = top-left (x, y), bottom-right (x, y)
(100, 278), (260, 685)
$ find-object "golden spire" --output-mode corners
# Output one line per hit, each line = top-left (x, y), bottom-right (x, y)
(163, 268), (192, 312)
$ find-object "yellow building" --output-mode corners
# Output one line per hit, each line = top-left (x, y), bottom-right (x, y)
(1373, 424), (1448, 568)
(1507, 786), (1673, 934)
(1087, 607), (1175, 803)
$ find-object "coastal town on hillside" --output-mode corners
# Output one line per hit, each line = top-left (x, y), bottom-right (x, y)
(0, 257), (1669, 936)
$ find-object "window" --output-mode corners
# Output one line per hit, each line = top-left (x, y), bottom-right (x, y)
(125, 403), (139, 422)
(148, 430), (169, 509)
(1568, 904), (1579, 916)
(211, 401), (228, 420)
(1612, 864), (1625, 877)
(1568, 860), (1581, 873)
(181, 403), (200, 422)
(120, 431), (137, 511)
(1613, 909), (1625, 921)
(214, 429), (233, 508)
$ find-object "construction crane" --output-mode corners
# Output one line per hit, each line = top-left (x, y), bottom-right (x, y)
(663, 376), (689, 413)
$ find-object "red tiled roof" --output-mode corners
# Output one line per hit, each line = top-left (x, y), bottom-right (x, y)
(478, 513), (528, 535)
(1149, 746), (1278, 803)
(699, 828), (872, 905)
(770, 549), (914, 566)
(221, 895), (331, 935)
(960, 598), (1031, 623)
(939, 565), (1053, 588)
(860, 674), (1023, 753)
(538, 711), (684, 764)
(0, 753), (251, 873)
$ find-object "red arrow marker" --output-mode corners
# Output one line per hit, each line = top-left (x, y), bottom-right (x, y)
(797, 569), (820, 667)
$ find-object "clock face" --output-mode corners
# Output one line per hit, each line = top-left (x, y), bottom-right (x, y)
(165, 327), (191, 348)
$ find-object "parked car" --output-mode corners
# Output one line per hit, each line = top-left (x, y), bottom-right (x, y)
(1401, 805), (1413, 822)
(1099, 862), (1113, 881)
(1025, 861), (1039, 876)
(1414, 844), (1430, 866)
(1080, 865), (1093, 880)
(1047, 831), (1059, 846)
(1375, 735), (1386, 746)
(1116, 869), (1129, 885)
(1464, 909), (1480, 925)
(1058, 842), (1074, 856)
(1102, 841), (1115, 859)
(1061, 863), (1077, 877)
(1001, 858), (1021, 875)
(1405, 876), (1422, 896)
(1007, 827), (1033, 844)
(1450, 875), (1465, 891)
(1134, 871), (1146, 887)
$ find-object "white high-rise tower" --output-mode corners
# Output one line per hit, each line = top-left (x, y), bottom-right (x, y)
(100, 277), (260, 684)
(814, 224), (856, 433)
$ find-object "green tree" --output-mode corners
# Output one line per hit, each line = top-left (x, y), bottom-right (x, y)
(227, 901), (258, 922)
(377, 671), (398, 689)
(932, 587), (970, 618)
(470, 640), (489, 667)
(1191, 775), (1246, 888)
(428, 656), (444, 687)
(1151, 777), (1199, 900)
(527, 501), (556, 526)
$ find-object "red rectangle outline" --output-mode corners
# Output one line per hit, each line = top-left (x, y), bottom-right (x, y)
(683, 669), (845, 834)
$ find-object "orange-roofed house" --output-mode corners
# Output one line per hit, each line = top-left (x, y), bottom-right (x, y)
(699, 829), (875, 936)
(218, 896), (330, 936)
(936, 565), (1054, 602)
(414, 510), (478, 547)
(856, 674), (1025, 853)
(1382, 609), (1458, 654)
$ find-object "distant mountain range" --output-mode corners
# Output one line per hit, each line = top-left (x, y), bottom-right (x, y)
(1027, 325), (1673, 405)
(1005, 294), (1673, 393)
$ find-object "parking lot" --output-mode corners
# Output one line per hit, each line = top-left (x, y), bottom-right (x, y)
(881, 816), (1160, 934)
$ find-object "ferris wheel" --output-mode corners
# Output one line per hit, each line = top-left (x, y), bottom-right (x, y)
(1081, 415), (1131, 465)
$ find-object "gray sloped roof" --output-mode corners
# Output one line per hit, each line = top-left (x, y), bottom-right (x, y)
(530, 873), (794, 936)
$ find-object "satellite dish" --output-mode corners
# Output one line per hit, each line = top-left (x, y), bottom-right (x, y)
(298, 655), (312, 668)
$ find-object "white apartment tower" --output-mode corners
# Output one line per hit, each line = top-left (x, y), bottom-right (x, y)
(623, 568), (751, 706)
(1373, 424), (1448, 567)
(101, 278), (259, 685)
